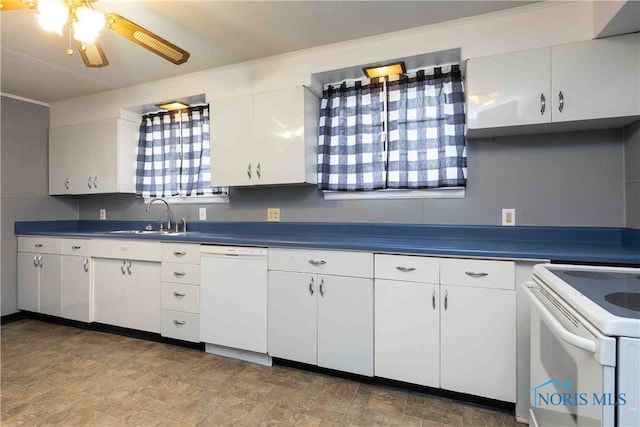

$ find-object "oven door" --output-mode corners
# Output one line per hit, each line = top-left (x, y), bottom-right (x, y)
(523, 281), (617, 427)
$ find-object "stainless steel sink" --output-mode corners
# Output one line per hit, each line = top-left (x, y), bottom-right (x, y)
(104, 230), (187, 235)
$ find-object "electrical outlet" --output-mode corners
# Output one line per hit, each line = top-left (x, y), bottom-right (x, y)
(267, 208), (281, 222)
(99, 209), (106, 220)
(502, 208), (515, 226)
(199, 207), (207, 221)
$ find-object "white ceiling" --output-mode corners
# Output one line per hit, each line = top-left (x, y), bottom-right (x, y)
(1, 1), (536, 105)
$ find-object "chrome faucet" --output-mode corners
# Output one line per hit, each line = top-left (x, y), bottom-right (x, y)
(145, 198), (172, 231)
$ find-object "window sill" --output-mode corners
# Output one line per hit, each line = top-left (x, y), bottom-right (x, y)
(322, 188), (465, 200)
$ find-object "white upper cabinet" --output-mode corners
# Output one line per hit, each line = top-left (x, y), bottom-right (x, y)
(466, 33), (640, 137)
(49, 118), (139, 195)
(210, 86), (319, 187)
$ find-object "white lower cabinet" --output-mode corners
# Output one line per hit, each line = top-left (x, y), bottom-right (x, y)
(374, 254), (516, 402)
(94, 258), (161, 333)
(62, 255), (91, 322)
(17, 237), (63, 316)
(268, 249), (374, 376)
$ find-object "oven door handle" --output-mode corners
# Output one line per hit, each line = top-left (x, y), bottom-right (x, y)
(521, 282), (597, 354)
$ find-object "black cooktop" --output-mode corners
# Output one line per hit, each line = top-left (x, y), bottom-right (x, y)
(548, 267), (640, 319)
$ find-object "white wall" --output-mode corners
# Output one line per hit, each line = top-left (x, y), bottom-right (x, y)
(50, 1), (594, 127)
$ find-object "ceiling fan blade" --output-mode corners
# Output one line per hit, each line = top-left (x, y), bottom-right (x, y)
(76, 41), (109, 68)
(0, 0), (35, 11)
(104, 13), (190, 65)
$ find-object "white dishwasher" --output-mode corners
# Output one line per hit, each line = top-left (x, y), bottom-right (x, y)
(200, 245), (269, 365)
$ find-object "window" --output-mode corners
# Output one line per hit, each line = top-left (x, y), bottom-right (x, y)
(317, 64), (467, 199)
(135, 105), (228, 202)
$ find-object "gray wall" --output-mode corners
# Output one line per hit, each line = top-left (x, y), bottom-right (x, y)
(79, 128), (625, 227)
(624, 121), (640, 228)
(1, 96), (78, 316)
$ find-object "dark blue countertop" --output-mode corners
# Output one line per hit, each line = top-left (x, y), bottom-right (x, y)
(15, 220), (640, 265)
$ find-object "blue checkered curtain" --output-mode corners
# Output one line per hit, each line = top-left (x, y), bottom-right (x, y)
(136, 105), (227, 198)
(317, 79), (386, 191)
(386, 65), (467, 188)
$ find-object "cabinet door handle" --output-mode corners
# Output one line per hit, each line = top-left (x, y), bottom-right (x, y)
(38, 255), (43, 268)
(444, 290), (448, 311)
(432, 289), (436, 310)
(33, 255), (39, 267)
(256, 162), (261, 179)
(173, 251), (186, 257)
(127, 260), (132, 275)
(83, 259), (89, 272)
(465, 271), (488, 278)
(173, 292), (186, 297)
(558, 91), (564, 113)
(319, 278), (325, 297)
(87, 177), (93, 189)
(396, 266), (416, 272)
(35, 244), (43, 248)
(247, 163), (252, 179)
(540, 93), (546, 115)
(93, 176), (98, 188)
(173, 320), (186, 325)
(173, 272), (186, 278)
(64, 178), (70, 189)
(309, 277), (314, 295)
(72, 245), (82, 250)
(121, 260), (126, 275)
(308, 260), (326, 267)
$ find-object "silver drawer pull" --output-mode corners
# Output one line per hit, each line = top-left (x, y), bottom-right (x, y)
(173, 251), (186, 257)
(308, 260), (326, 266)
(72, 245), (82, 250)
(396, 266), (416, 272)
(465, 271), (488, 278)
(173, 272), (186, 278)
(173, 292), (186, 297)
(35, 244), (43, 248)
(173, 320), (186, 325)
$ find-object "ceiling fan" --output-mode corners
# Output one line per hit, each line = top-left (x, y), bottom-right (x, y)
(0, 0), (190, 68)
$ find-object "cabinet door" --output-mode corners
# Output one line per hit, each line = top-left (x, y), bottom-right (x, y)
(466, 48), (551, 129)
(267, 271), (317, 365)
(317, 275), (373, 376)
(48, 128), (71, 195)
(91, 119), (119, 193)
(440, 285), (516, 402)
(68, 123), (95, 194)
(200, 255), (267, 353)
(551, 33), (640, 122)
(93, 259), (127, 327)
(126, 261), (161, 333)
(39, 254), (62, 316)
(17, 252), (40, 312)
(62, 256), (91, 322)
(210, 94), (254, 187)
(375, 279), (439, 387)
(253, 87), (306, 185)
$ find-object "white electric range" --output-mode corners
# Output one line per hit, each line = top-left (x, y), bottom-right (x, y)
(523, 263), (640, 427)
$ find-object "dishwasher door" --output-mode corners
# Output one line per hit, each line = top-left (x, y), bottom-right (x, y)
(200, 246), (268, 354)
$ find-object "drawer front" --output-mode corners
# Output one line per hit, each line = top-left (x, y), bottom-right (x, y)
(62, 239), (91, 256)
(162, 243), (200, 264)
(269, 248), (373, 278)
(161, 310), (200, 342)
(161, 263), (200, 285)
(375, 254), (439, 283)
(18, 236), (62, 254)
(161, 283), (199, 313)
(91, 239), (161, 262)
(440, 258), (515, 290)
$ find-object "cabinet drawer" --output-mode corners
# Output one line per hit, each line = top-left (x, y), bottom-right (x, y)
(91, 239), (161, 262)
(375, 254), (439, 283)
(440, 258), (514, 290)
(269, 248), (373, 278)
(161, 263), (200, 285)
(18, 237), (62, 254)
(161, 310), (200, 342)
(62, 239), (91, 256)
(161, 283), (199, 313)
(162, 243), (200, 264)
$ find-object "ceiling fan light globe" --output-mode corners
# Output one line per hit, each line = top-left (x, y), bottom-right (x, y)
(35, 0), (68, 36)
(72, 7), (105, 44)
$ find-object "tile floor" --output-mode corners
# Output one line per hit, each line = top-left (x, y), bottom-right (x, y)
(1, 320), (522, 426)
